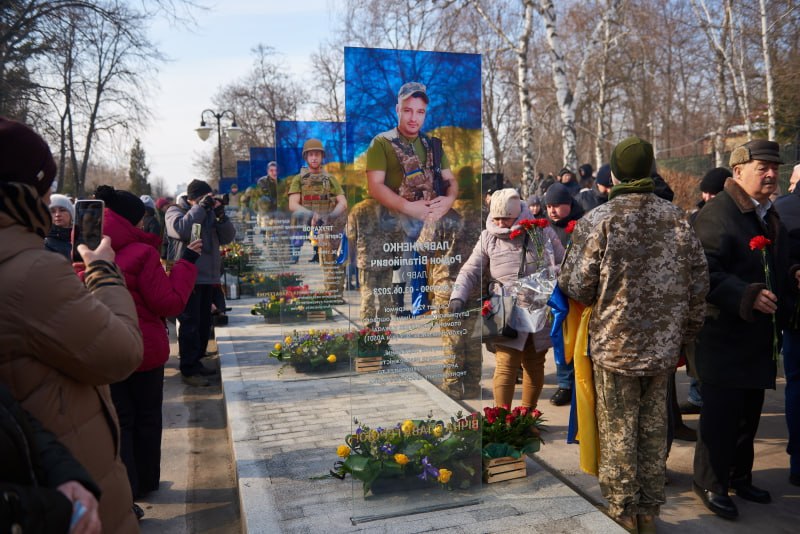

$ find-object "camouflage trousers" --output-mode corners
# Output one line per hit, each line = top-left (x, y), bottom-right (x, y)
(319, 237), (344, 296)
(358, 269), (393, 330)
(429, 262), (482, 396)
(593, 367), (669, 519)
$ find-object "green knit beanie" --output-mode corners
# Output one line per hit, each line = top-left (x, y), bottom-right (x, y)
(610, 136), (654, 183)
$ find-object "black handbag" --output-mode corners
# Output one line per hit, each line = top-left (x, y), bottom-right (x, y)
(474, 233), (529, 344)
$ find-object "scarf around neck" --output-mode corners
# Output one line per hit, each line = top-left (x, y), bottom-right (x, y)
(0, 182), (52, 238)
(608, 178), (655, 201)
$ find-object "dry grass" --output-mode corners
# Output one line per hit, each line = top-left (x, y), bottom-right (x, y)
(660, 167), (700, 213)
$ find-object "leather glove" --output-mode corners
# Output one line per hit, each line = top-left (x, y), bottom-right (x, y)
(200, 194), (215, 211)
(448, 298), (465, 315)
(214, 203), (226, 219)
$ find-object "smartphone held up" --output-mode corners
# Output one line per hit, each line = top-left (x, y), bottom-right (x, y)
(191, 223), (202, 242)
(72, 199), (104, 262)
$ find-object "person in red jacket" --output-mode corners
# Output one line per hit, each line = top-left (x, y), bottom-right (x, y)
(88, 185), (201, 518)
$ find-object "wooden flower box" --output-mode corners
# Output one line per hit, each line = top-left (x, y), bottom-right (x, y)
(355, 356), (384, 373)
(306, 310), (328, 321)
(483, 456), (527, 484)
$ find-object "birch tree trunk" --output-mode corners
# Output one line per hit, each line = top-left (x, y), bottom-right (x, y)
(538, 0), (623, 174)
(690, 0), (731, 167)
(467, 0), (536, 197)
(730, 3), (754, 140)
(759, 0), (776, 139)
(594, 7), (614, 169)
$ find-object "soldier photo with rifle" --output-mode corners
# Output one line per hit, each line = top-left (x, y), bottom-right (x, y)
(287, 138), (347, 296)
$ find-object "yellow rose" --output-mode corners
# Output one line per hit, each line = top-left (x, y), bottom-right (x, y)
(327, 354), (337, 363)
(433, 425), (443, 438)
(437, 468), (452, 484)
(336, 445), (350, 458)
(393, 453), (409, 465)
(401, 420), (414, 435)
(274, 343), (282, 350)
(284, 336), (292, 344)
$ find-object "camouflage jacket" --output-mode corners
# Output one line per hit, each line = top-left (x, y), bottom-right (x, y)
(347, 198), (403, 270)
(558, 192), (709, 376)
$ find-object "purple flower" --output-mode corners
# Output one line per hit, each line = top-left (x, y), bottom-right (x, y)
(418, 456), (439, 480)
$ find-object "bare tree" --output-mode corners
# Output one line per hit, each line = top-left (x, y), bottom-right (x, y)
(308, 42), (346, 123)
(38, 5), (160, 196)
(343, 0), (449, 51)
(759, 0), (776, 139)
(459, 0), (537, 195)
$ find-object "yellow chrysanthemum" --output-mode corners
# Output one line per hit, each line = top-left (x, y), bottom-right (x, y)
(284, 336), (292, 344)
(336, 445), (350, 458)
(401, 420), (414, 435)
(327, 354), (337, 363)
(437, 468), (452, 484)
(433, 425), (443, 438)
(393, 453), (409, 465)
(308, 328), (316, 335)
(274, 343), (282, 350)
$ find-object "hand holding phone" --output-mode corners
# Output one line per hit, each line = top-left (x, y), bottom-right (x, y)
(72, 200), (104, 262)
(191, 223), (202, 242)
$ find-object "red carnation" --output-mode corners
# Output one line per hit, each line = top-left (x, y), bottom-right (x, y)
(509, 228), (523, 240)
(505, 414), (515, 424)
(749, 235), (771, 251)
(565, 220), (577, 234)
(481, 300), (493, 317)
(533, 218), (549, 229)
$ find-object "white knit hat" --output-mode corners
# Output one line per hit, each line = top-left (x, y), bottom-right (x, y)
(489, 188), (521, 219)
(49, 194), (74, 221)
(140, 194), (156, 210)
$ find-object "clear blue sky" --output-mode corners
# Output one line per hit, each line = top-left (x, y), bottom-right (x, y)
(140, 0), (339, 195)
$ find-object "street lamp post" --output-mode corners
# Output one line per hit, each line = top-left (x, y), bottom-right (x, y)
(195, 109), (242, 182)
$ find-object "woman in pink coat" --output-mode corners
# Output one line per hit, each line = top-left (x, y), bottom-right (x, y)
(89, 185), (201, 518)
(449, 189), (564, 409)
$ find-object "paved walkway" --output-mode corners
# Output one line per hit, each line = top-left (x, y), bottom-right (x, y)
(216, 295), (800, 533)
(218, 298), (622, 533)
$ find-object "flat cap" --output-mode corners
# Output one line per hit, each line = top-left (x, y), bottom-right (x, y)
(729, 139), (783, 167)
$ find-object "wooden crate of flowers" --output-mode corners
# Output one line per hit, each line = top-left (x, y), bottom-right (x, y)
(481, 406), (545, 484)
(354, 327), (395, 373)
(483, 456), (527, 483)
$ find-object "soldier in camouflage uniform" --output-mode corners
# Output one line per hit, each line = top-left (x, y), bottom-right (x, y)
(347, 198), (403, 330)
(558, 137), (709, 532)
(288, 139), (347, 296)
(436, 198), (483, 398)
(365, 82), (465, 397)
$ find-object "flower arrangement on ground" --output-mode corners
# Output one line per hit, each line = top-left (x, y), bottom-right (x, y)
(250, 285), (334, 322)
(481, 405), (545, 460)
(268, 329), (353, 373)
(330, 412), (482, 495)
(239, 271), (303, 296)
(355, 326), (395, 360)
(221, 242), (258, 273)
